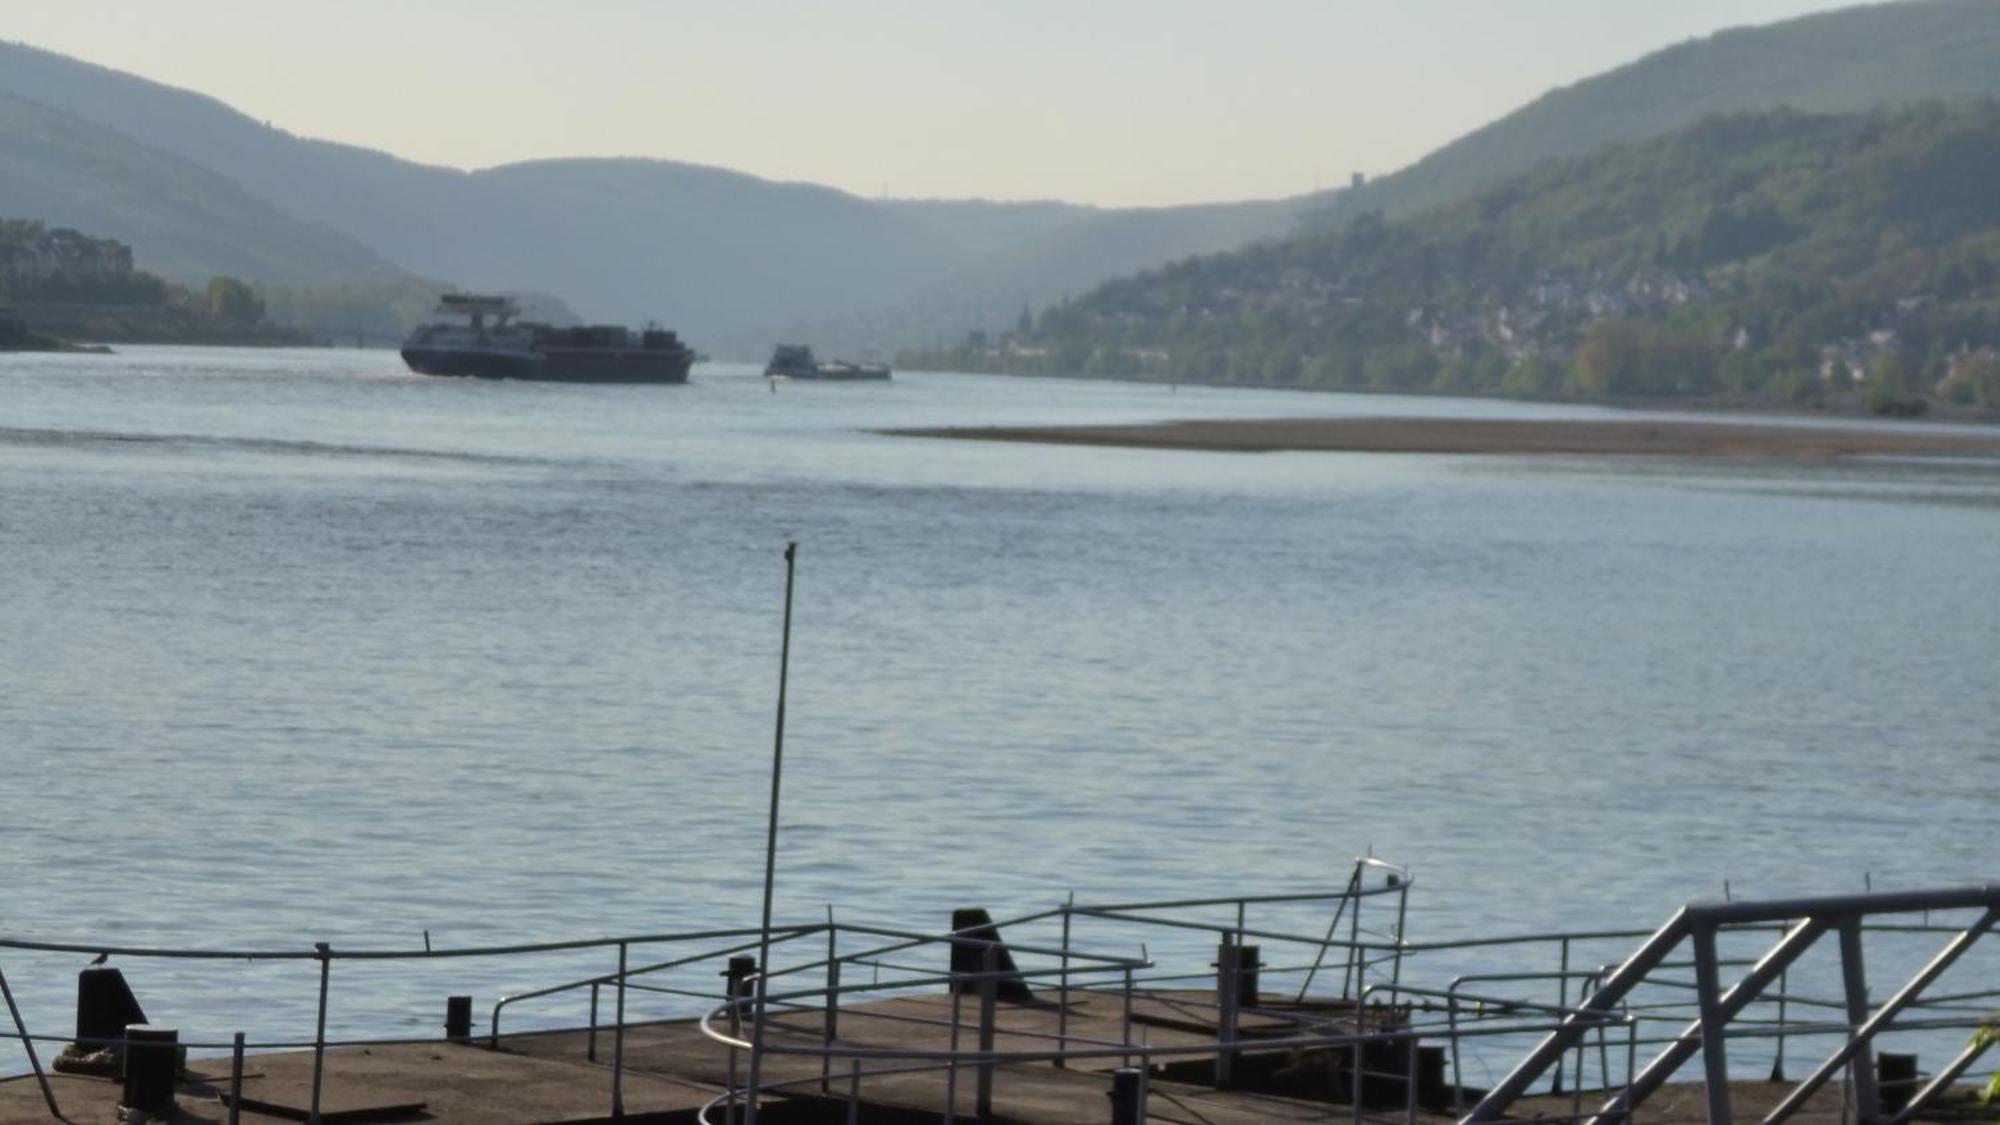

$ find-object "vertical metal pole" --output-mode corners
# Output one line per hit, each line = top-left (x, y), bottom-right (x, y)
(613, 941), (627, 1120)
(1300, 873), (1355, 1002)
(946, 981), (962, 1125)
(1771, 967), (1789, 1081)
(1552, 938), (1570, 1097)
(1627, 1017), (1640, 1125)
(1139, 1060), (1151, 1125)
(726, 968), (742, 1125)
(1407, 1034), (1421, 1125)
(1122, 965), (1134, 1067)
(976, 944), (998, 1118)
(1593, 970), (1615, 1098)
(0, 960), (60, 1120)
(1447, 988), (1464, 1118)
(1390, 881), (1410, 990)
(846, 1058), (861, 1125)
(747, 542), (799, 1125)
(1838, 919), (1879, 1123)
(310, 942), (331, 1125)
(1351, 1040), (1365, 1125)
(229, 1031), (246, 1125)
(822, 953), (840, 1094)
(588, 982), (600, 1063)
(1690, 924), (1731, 1125)
(1215, 932), (1238, 1088)
(1344, 866), (1364, 1001)
(1056, 897), (1072, 1070)
(1570, 1029), (1585, 1124)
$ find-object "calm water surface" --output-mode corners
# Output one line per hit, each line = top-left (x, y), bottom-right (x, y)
(3, 347), (1996, 1066)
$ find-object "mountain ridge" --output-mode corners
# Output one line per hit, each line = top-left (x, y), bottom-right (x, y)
(8, 0), (2000, 355)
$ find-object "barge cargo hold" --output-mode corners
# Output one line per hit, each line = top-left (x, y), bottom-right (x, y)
(401, 294), (695, 384)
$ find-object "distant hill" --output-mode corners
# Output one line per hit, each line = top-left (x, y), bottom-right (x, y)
(0, 40), (1319, 354)
(1333, 0), (2000, 225)
(0, 91), (403, 285)
(923, 102), (2000, 413)
(7, 0), (2000, 355)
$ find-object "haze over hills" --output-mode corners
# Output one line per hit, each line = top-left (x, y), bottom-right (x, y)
(3, 0), (1999, 357)
(0, 38), (1315, 354)
(0, 91), (402, 285)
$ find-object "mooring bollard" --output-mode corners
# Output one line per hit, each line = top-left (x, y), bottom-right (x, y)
(445, 995), (472, 1043)
(1236, 944), (1261, 1007)
(122, 1023), (178, 1116)
(77, 966), (147, 1058)
(1878, 1052), (1920, 1117)
(1109, 1066), (1146, 1125)
(1416, 1044), (1448, 1112)
(228, 1032), (245, 1125)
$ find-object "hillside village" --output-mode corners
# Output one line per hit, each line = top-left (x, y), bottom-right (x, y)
(0, 221), (135, 289)
(916, 104), (2000, 415)
(0, 218), (303, 346)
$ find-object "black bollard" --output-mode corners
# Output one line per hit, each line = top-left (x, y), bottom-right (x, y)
(1235, 945), (1261, 1007)
(445, 995), (472, 1043)
(950, 908), (1035, 1003)
(725, 955), (759, 999)
(1877, 1052), (1919, 1117)
(122, 1024), (177, 1115)
(1416, 1044), (1449, 1111)
(77, 967), (147, 1056)
(1208, 936), (1256, 1008)
(1108, 1066), (1145, 1125)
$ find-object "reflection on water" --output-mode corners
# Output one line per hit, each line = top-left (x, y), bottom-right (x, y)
(2, 347), (1997, 1064)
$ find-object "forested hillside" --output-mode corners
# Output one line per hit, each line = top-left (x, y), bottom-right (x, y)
(919, 104), (2000, 412)
(6, 0), (2000, 355)
(1331, 0), (2000, 226)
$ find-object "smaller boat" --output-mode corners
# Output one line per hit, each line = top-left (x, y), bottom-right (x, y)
(765, 344), (891, 381)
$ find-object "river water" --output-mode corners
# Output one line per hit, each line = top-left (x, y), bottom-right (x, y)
(3, 347), (1996, 1073)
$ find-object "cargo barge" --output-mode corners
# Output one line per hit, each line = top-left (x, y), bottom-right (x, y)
(401, 294), (694, 383)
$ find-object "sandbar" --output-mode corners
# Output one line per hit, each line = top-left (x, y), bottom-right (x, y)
(885, 416), (2000, 459)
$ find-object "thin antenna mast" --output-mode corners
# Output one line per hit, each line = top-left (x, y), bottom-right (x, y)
(745, 541), (797, 1125)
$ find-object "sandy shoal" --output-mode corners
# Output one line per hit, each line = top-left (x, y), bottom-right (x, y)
(884, 416), (2000, 458)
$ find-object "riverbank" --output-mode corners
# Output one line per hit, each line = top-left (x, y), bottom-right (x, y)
(886, 416), (2000, 458)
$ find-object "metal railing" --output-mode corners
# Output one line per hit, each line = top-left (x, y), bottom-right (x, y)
(1467, 885), (2000, 1125)
(0, 923), (820, 1124)
(7, 870), (1998, 1125)
(688, 875), (2000, 1125)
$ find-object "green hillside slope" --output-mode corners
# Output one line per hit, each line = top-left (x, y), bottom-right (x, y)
(1338, 0), (2000, 225)
(929, 103), (2000, 412)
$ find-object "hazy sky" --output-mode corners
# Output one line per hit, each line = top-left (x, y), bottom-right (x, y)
(10, 0), (1867, 207)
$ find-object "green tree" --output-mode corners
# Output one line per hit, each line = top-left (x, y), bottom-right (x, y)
(206, 276), (264, 325)
(1863, 352), (1928, 415)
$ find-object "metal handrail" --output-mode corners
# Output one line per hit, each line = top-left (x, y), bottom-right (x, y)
(9, 880), (1999, 1125)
